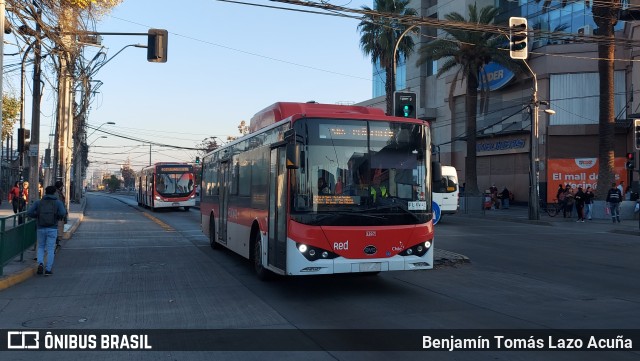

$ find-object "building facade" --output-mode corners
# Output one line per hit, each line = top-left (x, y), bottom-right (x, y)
(360, 0), (640, 203)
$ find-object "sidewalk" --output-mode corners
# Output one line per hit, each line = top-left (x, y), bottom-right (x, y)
(0, 197), (85, 290)
(451, 203), (640, 236)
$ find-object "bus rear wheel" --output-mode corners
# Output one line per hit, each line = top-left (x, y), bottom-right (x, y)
(252, 232), (271, 281)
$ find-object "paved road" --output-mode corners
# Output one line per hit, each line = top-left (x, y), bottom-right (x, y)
(0, 193), (638, 360)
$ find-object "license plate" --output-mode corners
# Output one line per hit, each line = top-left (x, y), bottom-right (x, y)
(172, 202), (180, 206)
(359, 262), (381, 272)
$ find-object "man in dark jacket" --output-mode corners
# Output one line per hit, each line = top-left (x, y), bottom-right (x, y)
(27, 186), (67, 276)
(606, 182), (622, 223)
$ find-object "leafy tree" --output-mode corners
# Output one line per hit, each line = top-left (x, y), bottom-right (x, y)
(2, 95), (20, 142)
(535, 0), (621, 199)
(196, 137), (220, 158)
(415, 4), (524, 195)
(121, 163), (136, 189)
(358, 0), (417, 115)
(104, 174), (120, 192)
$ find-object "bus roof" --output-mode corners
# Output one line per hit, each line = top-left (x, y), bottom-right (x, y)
(249, 102), (386, 133)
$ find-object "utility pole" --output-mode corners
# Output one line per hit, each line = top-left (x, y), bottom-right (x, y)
(56, 9), (76, 211)
(28, 7), (43, 205)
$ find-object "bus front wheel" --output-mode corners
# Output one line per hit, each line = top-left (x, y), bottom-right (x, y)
(252, 232), (271, 281)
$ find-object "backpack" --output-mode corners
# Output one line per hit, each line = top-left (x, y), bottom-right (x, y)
(37, 199), (58, 227)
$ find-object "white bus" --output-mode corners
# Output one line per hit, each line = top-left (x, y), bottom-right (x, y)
(432, 165), (459, 216)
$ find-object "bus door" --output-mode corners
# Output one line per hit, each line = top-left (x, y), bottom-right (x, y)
(218, 160), (230, 245)
(268, 147), (287, 271)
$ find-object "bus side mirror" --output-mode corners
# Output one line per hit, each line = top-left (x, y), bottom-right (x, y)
(431, 161), (442, 183)
(286, 143), (301, 169)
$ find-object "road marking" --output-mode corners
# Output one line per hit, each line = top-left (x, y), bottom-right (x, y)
(141, 212), (174, 232)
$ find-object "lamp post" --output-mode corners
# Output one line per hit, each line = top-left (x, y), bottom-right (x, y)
(88, 135), (107, 146)
(87, 121), (115, 140)
(393, 24), (419, 83)
(523, 61), (555, 220)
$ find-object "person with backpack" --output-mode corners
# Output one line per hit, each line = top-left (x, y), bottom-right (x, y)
(26, 186), (67, 276)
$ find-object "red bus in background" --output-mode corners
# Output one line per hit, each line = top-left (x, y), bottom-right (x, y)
(200, 102), (438, 280)
(137, 162), (196, 211)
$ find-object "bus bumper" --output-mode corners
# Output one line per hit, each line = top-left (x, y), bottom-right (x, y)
(285, 238), (433, 276)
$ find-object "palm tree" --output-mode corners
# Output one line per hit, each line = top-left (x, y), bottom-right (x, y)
(415, 4), (524, 195)
(535, 1), (621, 198)
(358, 0), (417, 116)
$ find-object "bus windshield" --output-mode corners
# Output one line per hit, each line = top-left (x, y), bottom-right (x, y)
(156, 169), (194, 197)
(291, 118), (432, 226)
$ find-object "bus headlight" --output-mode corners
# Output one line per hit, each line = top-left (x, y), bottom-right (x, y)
(296, 243), (338, 261)
(399, 239), (432, 257)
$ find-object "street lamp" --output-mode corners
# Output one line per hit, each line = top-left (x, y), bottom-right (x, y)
(88, 135), (107, 146)
(87, 121), (115, 140)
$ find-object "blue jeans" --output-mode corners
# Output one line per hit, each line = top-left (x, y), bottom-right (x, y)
(37, 227), (58, 272)
(609, 203), (621, 222)
(585, 204), (593, 219)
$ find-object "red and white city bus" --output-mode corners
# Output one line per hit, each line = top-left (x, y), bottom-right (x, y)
(137, 162), (197, 211)
(200, 102), (439, 279)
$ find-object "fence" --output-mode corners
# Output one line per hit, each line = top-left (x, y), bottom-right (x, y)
(0, 212), (36, 276)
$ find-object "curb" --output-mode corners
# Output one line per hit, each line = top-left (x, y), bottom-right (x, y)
(0, 198), (86, 291)
(0, 265), (35, 291)
(63, 197), (86, 240)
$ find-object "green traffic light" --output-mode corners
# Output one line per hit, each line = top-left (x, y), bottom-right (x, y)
(403, 105), (410, 117)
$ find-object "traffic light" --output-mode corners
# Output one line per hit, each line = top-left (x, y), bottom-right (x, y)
(509, 17), (528, 60)
(195, 156), (200, 164)
(393, 91), (417, 118)
(147, 29), (168, 63)
(17, 127), (30, 153)
(627, 152), (635, 170)
(635, 119), (640, 150)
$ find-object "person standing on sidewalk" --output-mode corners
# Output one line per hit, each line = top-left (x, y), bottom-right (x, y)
(574, 186), (585, 222)
(606, 182), (622, 223)
(26, 186), (67, 276)
(54, 180), (67, 249)
(563, 185), (575, 218)
(584, 186), (595, 220)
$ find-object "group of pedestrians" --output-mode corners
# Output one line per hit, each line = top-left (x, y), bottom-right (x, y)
(556, 181), (629, 223)
(485, 185), (513, 210)
(556, 183), (595, 222)
(24, 180), (67, 277)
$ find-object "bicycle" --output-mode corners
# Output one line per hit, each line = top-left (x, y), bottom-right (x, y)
(541, 199), (562, 217)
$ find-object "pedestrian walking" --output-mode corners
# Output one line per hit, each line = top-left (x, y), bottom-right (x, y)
(606, 182), (622, 223)
(584, 186), (595, 220)
(8, 181), (27, 223)
(26, 186), (67, 276)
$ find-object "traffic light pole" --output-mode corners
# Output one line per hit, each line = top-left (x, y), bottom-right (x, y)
(524, 60), (540, 221)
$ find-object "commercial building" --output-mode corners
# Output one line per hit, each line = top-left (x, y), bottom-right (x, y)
(359, 0), (640, 202)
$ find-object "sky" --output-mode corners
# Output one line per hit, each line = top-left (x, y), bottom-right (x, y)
(72, 0), (374, 174)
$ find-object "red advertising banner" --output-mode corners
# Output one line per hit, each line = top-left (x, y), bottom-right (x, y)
(546, 158), (626, 202)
